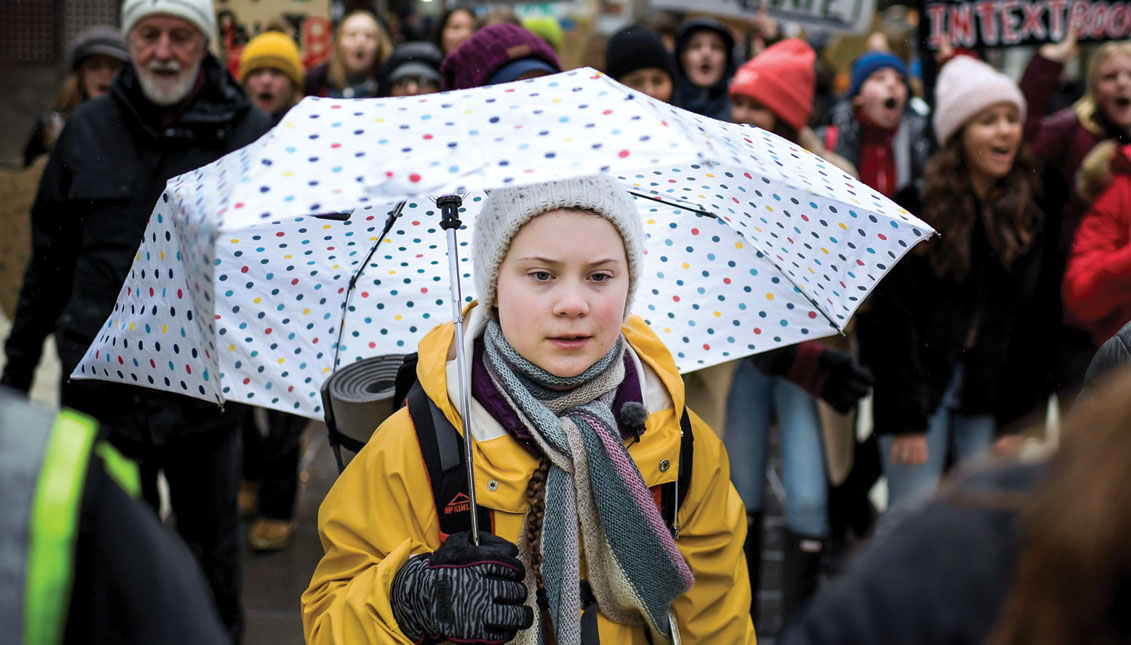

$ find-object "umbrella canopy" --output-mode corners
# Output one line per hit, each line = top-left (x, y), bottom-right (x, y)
(74, 67), (931, 419)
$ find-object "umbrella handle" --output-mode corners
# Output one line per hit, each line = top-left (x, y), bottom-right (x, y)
(438, 194), (481, 546)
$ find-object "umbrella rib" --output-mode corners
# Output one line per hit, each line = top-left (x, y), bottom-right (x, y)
(332, 200), (407, 370)
(628, 190), (718, 219)
(741, 233), (844, 333)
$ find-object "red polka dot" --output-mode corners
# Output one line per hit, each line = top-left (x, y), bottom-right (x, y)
(808, 311), (818, 319)
(312, 338), (319, 344)
(264, 328), (272, 335)
(118, 356), (124, 365)
(618, 150), (630, 158)
(856, 259), (865, 266)
(242, 377), (251, 385)
(186, 365), (192, 374)
(878, 233), (888, 240)
(149, 287), (154, 296)
(331, 143), (341, 148)
(288, 385), (294, 392)
(723, 278), (732, 284)
(423, 134), (433, 140)
(754, 328), (762, 334)
(149, 359), (156, 368)
(360, 292), (369, 298)
(421, 287), (428, 293)
(177, 289), (183, 299)
(276, 231), (285, 237)
(702, 343), (710, 350)
(240, 266), (249, 273)
(691, 228), (699, 235)
(234, 202), (244, 209)
(409, 173), (422, 183)
(603, 109), (613, 115)
(744, 172), (752, 179)
(672, 295), (680, 302)
(291, 279), (300, 285)
(368, 342), (376, 348)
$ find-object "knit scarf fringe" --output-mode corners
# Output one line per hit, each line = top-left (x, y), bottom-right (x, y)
(481, 321), (693, 645)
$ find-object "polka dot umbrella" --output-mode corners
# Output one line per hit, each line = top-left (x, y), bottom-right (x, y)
(72, 67), (933, 421)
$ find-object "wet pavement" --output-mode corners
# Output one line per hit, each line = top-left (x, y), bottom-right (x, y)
(241, 425), (336, 644)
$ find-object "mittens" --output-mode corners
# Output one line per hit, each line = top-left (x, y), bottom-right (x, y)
(815, 347), (874, 413)
(391, 531), (534, 644)
(753, 341), (874, 413)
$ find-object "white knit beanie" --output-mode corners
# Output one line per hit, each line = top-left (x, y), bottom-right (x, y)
(472, 175), (644, 319)
(121, 0), (217, 44)
(933, 55), (1027, 145)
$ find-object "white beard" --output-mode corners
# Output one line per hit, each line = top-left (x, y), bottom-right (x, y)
(136, 58), (202, 106)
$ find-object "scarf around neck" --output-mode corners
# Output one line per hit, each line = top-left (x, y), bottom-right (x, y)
(480, 320), (694, 645)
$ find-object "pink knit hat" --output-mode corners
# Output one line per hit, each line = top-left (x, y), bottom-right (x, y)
(728, 39), (815, 131)
(933, 55), (1027, 145)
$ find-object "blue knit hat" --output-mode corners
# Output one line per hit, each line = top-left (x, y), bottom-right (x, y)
(848, 51), (908, 97)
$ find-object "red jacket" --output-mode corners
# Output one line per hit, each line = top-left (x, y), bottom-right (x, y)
(1064, 143), (1131, 345)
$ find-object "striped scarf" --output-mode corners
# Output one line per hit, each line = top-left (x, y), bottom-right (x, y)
(481, 320), (694, 645)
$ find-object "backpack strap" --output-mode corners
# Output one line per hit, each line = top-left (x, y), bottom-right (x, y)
(407, 381), (492, 541)
(659, 409), (695, 539)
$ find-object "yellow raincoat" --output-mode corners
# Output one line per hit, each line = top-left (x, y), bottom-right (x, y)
(302, 304), (755, 643)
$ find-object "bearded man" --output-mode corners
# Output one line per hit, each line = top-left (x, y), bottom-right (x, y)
(1, 1), (270, 640)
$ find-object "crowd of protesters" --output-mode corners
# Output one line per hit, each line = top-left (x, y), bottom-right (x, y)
(6, 0), (1131, 642)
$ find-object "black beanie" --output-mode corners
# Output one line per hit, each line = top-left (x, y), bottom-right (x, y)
(605, 25), (675, 83)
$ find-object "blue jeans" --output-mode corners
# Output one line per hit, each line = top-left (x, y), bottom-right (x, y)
(878, 366), (995, 509)
(724, 359), (829, 537)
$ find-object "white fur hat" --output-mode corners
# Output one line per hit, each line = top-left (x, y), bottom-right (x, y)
(472, 175), (644, 319)
(933, 55), (1027, 145)
(121, 0), (217, 44)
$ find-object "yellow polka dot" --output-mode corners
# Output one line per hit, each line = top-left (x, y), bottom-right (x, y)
(323, 224), (332, 229)
(253, 297), (262, 304)
(159, 251), (165, 261)
(135, 253), (140, 261)
(839, 223), (848, 230)
(821, 247), (829, 254)
(376, 117), (385, 122)
(564, 136), (573, 142)
(681, 262), (690, 269)
(129, 322), (134, 330)
(713, 311), (721, 317)
(284, 122), (295, 128)
(664, 327), (672, 334)
(647, 219), (656, 225)
(735, 241), (744, 250)
(229, 344), (236, 352)
(283, 171), (293, 177)
(278, 358), (286, 364)
(230, 239), (240, 244)
(766, 293), (775, 301)
(388, 270), (397, 275)
(706, 173), (715, 178)
(284, 254), (293, 259)
(161, 324), (167, 334)
(322, 367), (331, 373)
(394, 314), (403, 321)
(552, 99), (562, 104)
(303, 308), (310, 315)
(765, 205), (774, 212)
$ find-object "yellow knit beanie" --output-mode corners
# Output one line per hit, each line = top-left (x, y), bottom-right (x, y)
(239, 32), (304, 88)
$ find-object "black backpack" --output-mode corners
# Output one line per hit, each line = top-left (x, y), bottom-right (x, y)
(391, 353), (695, 539)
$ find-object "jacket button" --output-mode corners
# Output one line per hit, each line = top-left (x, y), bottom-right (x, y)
(659, 459), (670, 472)
(487, 479), (499, 491)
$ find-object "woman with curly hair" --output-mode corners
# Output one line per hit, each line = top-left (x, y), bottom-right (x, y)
(857, 55), (1044, 508)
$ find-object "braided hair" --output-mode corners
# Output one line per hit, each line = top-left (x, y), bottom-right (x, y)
(522, 458), (551, 591)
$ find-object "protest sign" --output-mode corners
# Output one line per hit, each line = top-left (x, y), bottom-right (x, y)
(0, 157), (45, 319)
(924, 0), (1131, 50)
(213, 0), (332, 74)
(650, 0), (877, 34)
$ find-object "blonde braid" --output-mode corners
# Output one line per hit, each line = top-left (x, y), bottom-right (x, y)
(523, 458), (551, 590)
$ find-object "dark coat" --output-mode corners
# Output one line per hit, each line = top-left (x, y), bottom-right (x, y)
(781, 459), (1045, 645)
(856, 190), (1044, 435)
(1, 55), (270, 438)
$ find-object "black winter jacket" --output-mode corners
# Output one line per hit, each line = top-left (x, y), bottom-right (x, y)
(1, 56), (270, 396)
(856, 190), (1044, 435)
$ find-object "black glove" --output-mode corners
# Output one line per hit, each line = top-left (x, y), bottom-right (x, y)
(391, 531), (533, 644)
(753, 342), (874, 413)
(815, 347), (874, 413)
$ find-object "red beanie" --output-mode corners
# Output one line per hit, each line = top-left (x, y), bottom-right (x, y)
(728, 38), (815, 131)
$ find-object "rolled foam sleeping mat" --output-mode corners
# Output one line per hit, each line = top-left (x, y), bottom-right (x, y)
(321, 354), (405, 447)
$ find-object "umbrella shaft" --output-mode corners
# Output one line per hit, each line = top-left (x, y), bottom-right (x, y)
(446, 225), (480, 544)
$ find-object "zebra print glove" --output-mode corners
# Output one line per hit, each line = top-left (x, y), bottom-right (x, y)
(391, 531), (534, 644)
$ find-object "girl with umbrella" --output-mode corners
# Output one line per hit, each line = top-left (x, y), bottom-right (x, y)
(302, 175), (755, 643)
(857, 56), (1044, 508)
